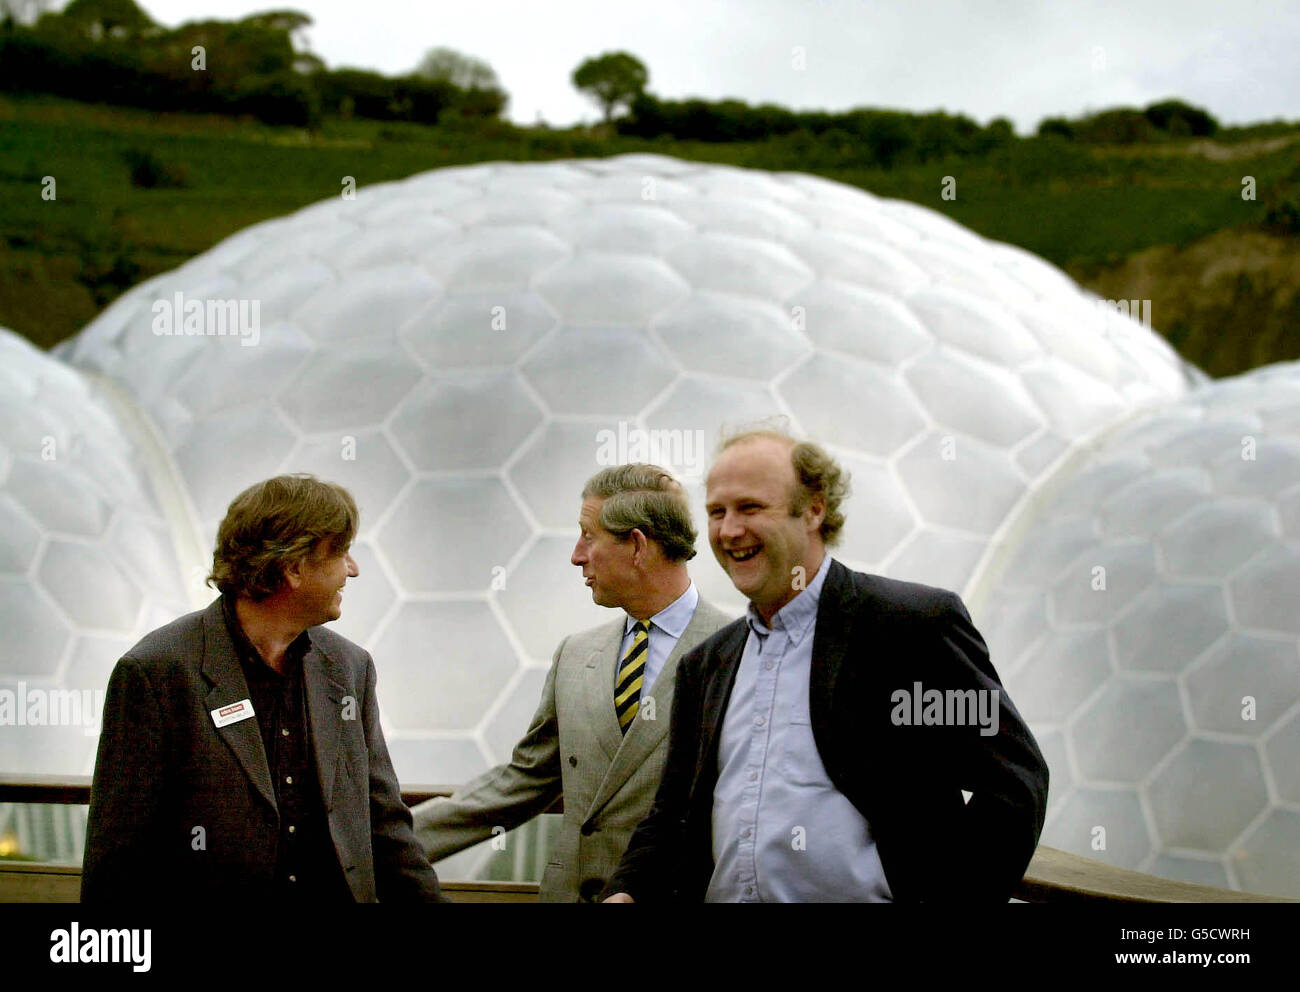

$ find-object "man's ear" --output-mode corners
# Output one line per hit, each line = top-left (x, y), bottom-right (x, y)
(805, 495), (827, 532)
(630, 528), (650, 565)
(282, 556), (305, 591)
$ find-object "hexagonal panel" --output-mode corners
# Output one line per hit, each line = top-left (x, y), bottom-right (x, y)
(0, 582), (72, 677)
(294, 264), (440, 344)
(1232, 810), (1300, 899)
(651, 292), (811, 381)
(38, 540), (142, 632)
(1069, 678), (1186, 783)
(1230, 547), (1300, 636)
(1112, 584), (1228, 673)
(509, 421), (622, 530)
(402, 290), (557, 369)
(1041, 787), (1150, 870)
(373, 600), (517, 731)
(0, 495), (41, 574)
(4, 458), (108, 537)
(278, 338), (422, 433)
(522, 328), (675, 415)
(782, 354), (927, 458)
(1186, 634), (1300, 736)
(536, 253), (689, 325)
(895, 433), (1024, 535)
(791, 279), (931, 367)
(905, 348), (1043, 448)
(1048, 542), (1157, 626)
(1009, 628), (1111, 725)
(283, 429), (409, 527)
(390, 371), (541, 472)
(1147, 740), (1267, 851)
(377, 479), (531, 594)
(495, 536), (610, 661)
(1159, 499), (1277, 580)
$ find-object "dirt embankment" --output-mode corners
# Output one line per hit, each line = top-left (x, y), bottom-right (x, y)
(1070, 227), (1300, 378)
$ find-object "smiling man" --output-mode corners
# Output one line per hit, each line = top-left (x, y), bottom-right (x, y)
(604, 428), (1049, 903)
(82, 474), (445, 902)
(411, 463), (730, 901)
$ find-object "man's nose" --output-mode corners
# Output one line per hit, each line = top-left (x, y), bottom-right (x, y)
(347, 553), (359, 577)
(717, 511), (744, 541)
(571, 540), (585, 566)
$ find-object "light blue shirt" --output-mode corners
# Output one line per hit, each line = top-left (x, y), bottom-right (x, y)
(617, 582), (699, 710)
(706, 555), (893, 902)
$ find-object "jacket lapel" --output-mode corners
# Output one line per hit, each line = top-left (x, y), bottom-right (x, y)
(584, 604), (719, 819)
(200, 600), (276, 813)
(303, 635), (348, 811)
(583, 622), (626, 764)
(695, 620), (750, 783)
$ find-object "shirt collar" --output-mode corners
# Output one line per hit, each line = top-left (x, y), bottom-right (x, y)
(624, 581), (698, 639)
(745, 553), (833, 645)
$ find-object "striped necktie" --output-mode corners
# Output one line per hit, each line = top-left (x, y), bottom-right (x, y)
(615, 620), (650, 734)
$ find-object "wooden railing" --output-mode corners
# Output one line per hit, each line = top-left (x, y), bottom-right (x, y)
(1, 776), (1292, 903)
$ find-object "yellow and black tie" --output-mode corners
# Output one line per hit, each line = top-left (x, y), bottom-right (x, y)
(615, 620), (649, 734)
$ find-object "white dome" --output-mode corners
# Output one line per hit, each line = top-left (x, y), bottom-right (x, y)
(0, 329), (193, 775)
(977, 360), (1300, 897)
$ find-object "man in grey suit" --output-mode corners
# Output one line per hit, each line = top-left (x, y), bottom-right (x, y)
(82, 474), (445, 902)
(412, 463), (731, 902)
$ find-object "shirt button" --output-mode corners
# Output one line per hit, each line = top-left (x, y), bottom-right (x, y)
(281, 728), (289, 737)
(742, 828), (751, 838)
(748, 770), (758, 782)
(288, 825), (296, 834)
(285, 776), (293, 785)
(288, 875), (297, 883)
(755, 716), (765, 727)
(744, 886), (754, 897)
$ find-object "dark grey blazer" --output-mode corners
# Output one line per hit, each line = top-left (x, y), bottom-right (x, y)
(607, 559), (1049, 903)
(82, 597), (445, 902)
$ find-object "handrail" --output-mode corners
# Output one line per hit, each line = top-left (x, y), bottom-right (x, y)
(1, 775), (1292, 903)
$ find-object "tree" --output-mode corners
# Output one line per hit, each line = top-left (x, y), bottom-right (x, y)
(415, 46), (500, 91)
(572, 51), (647, 123)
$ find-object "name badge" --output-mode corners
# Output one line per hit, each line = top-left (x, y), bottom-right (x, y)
(211, 699), (256, 729)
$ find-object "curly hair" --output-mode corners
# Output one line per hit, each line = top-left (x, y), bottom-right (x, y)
(208, 475), (358, 601)
(581, 463), (697, 562)
(718, 424), (851, 546)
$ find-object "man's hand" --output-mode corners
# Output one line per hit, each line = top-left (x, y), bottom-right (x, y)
(603, 892), (634, 903)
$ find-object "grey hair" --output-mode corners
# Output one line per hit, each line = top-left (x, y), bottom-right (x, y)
(581, 463), (697, 562)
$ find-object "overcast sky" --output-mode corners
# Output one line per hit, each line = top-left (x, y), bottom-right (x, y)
(133, 0), (1299, 133)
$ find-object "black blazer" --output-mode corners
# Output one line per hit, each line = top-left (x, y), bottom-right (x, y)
(82, 598), (445, 902)
(605, 559), (1049, 903)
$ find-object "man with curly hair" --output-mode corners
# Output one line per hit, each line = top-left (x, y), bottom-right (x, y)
(82, 474), (446, 902)
(604, 428), (1048, 903)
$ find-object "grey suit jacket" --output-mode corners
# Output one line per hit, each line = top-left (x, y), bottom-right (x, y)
(82, 597), (445, 902)
(412, 595), (731, 901)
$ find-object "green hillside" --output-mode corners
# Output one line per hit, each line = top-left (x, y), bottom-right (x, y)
(3, 93), (1297, 373)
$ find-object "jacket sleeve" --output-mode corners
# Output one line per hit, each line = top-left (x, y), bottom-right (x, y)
(361, 652), (448, 903)
(925, 592), (1049, 901)
(602, 642), (706, 902)
(81, 657), (167, 902)
(411, 639), (566, 863)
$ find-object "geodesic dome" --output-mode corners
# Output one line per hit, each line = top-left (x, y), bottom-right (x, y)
(4, 153), (1291, 894)
(975, 360), (1300, 895)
